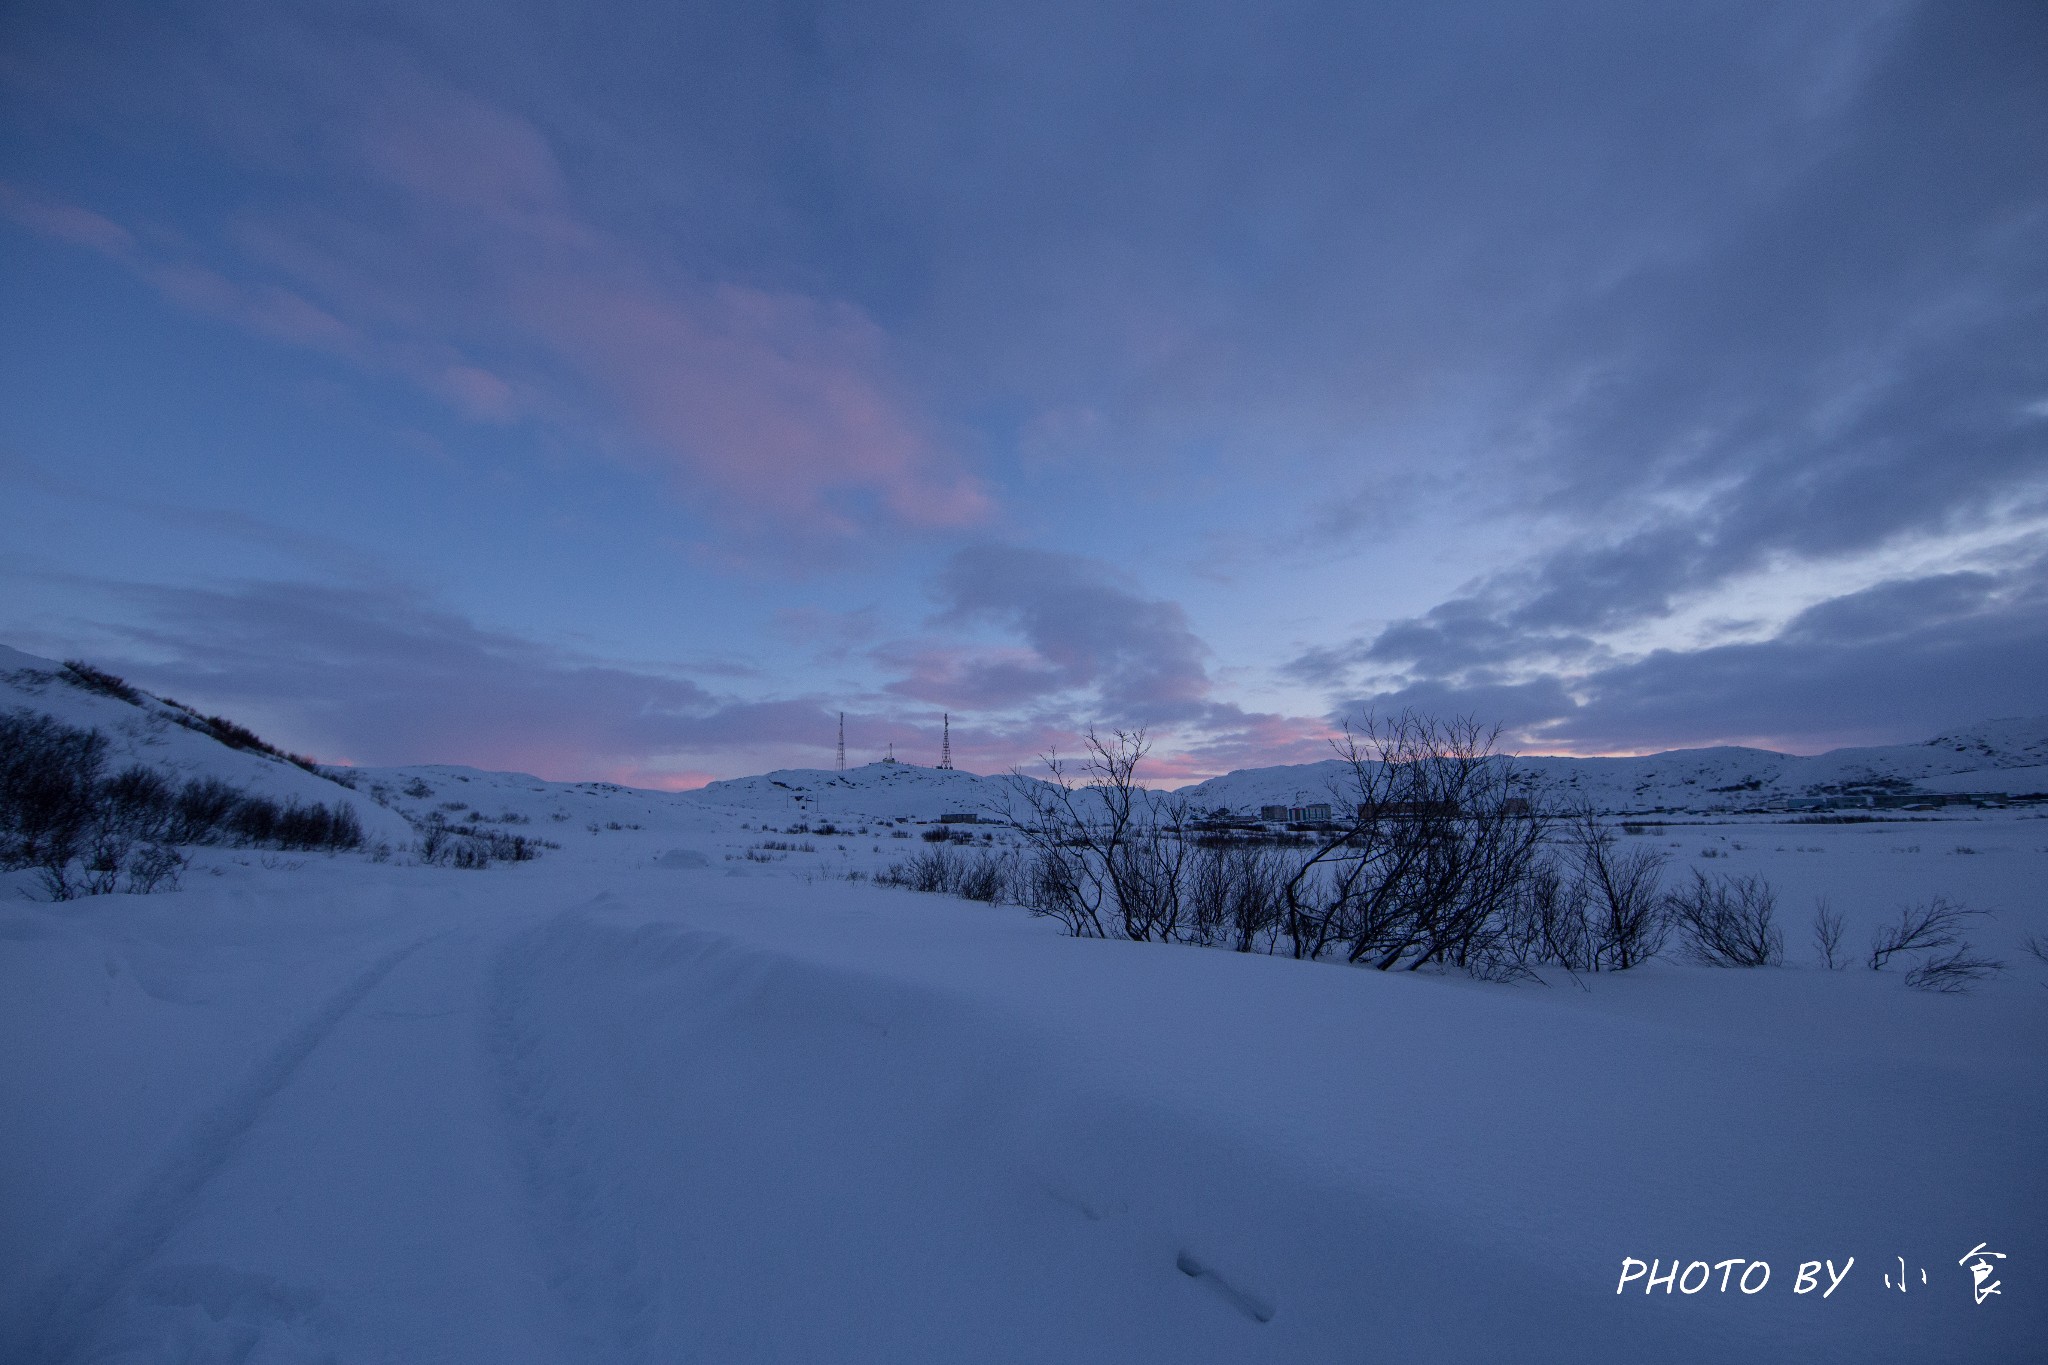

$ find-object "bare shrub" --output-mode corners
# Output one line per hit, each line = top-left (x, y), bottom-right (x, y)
(1184, 842), (1290, 953)
(103, 765), (175, 842)
(1493, 860), (1597, 977)
(1868, 897), (1976, 970)
(951, 850), (1013, 903)
(125, 843), (187, 894)
(1904, 947), (2005, 993)
(170, 778), (241, 844)
(1561, 805), (1669, 971)
(1869, 897), (2004, 993)
(60, 659), (142, 704)
(2025, 934), (2048, 968)
(876, 845), (1014, 903)
(1278, 713), (1549, 970)
(1007, 728), (1194, 942)
(878, 848), (951, 894)
(414, 811), (537, 869)
(0, 709), (108, 871)
(1812, 898), (1846, 970)
(1667, 870), (1783, 967)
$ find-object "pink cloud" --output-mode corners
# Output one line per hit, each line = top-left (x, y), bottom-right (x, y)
(355, 88), (570, 221)
(333, 81), (990, 539)
(7, 70), (989, 549)
(0, 180), (135, 256)
(517, 276), (988, 536)
(433, 363), (523, 422)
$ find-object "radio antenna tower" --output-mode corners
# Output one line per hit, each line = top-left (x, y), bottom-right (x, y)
(836, 712), (845, 771)
(938, 713), (954, 769)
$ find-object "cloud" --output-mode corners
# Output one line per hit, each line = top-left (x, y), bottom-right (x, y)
(1331, 550), (2048, 754)
(7, 0), (2040, 765)
(0, 180), (134, 255)
(76, 579), (841, 777)
(868, 545), (1338, 778)
(2, 56), (987, 550)
(905, 545), (1215, 722)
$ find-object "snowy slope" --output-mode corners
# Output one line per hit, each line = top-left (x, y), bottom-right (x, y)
(3, 851), (2041, 1364)
(0, 646), (413, 847)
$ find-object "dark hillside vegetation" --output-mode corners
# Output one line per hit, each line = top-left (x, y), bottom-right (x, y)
(1, 709), (364, 899)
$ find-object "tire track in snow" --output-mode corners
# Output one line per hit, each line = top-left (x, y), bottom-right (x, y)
(487, 909), (673, 1365)
(5, 934), (438, 1364)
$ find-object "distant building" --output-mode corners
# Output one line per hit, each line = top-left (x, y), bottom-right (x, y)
(1260, 801), (1333, 822)
(1787, 794), (1875, 811)
(1380, 799), (1460, 819)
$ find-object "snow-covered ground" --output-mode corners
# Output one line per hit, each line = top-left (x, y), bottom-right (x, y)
(4, 650), (2045, 1360)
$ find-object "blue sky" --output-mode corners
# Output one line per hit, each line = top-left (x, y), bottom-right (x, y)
(2, 0), (2043, 784)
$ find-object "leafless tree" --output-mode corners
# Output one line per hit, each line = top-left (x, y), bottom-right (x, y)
(1007, 728), (1194, 942)
(1185, 841), (1291, 952)
(1667, 870), (1783, 966)
(1277, 713), (1549, 970)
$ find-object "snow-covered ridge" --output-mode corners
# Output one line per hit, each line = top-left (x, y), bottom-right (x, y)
(1177, 717), (2048, 815)
(0, 645), (413, 846)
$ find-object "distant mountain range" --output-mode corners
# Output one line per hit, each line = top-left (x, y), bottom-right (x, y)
(699, 717), (2048, 820)
(7, 643), (2044, 821)
(1177, 717), (2048, 815)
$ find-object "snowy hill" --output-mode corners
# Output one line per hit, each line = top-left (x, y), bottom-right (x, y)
(0, 646), (413, 846)
(694, 761), (1038, 823)
(1176, 718), (2048, 815)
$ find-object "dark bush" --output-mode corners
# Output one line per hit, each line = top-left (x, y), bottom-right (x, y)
(61, 660), (143, 704)
(414, 811), (539, 869)
(172, 778), (242, 844)
(877, 845), (1014, 903)
(2, 709), (368, 897)
(201, 713), (270, 753)
(1, 709), (109, 870)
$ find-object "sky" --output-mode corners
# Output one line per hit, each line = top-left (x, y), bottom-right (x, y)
(1, 0), (2043, 787)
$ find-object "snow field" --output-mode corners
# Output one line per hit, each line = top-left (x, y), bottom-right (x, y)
(4, 849), (2042, 1362)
